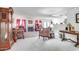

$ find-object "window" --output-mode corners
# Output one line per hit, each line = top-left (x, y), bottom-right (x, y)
(43, 22), (49, 28)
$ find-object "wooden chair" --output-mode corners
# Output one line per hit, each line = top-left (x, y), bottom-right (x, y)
(39, 28), (50, 40)
(17, 26), (24, 39)
(13, 26), (24, 40)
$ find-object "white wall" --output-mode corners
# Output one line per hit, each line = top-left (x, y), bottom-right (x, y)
(64, 8), (79, 41)
(67, 8), (79, 31)
(12, 8), (79, 42)
(13, 14), (36, 31)
(13, 13), (53, 31)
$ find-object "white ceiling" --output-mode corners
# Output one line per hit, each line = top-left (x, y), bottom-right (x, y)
(13, 7), (77, 17)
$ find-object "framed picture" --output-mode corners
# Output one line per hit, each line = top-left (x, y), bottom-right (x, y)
(28, 20), (33, 24)
(76, 13), (79, 23)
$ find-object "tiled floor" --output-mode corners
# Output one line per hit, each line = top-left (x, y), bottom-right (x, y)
(8, 32), (79, 51)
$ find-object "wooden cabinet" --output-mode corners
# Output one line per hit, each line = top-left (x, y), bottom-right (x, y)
(0, 7), (14, 50)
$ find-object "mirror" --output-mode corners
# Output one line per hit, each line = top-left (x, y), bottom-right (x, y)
(1, 23), (7, 42)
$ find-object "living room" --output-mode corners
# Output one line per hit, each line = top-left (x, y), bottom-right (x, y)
(0, 7), (79, 51)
